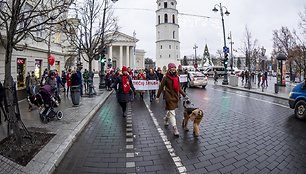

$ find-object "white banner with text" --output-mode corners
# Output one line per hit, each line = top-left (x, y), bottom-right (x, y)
(132, 80), (160, 90)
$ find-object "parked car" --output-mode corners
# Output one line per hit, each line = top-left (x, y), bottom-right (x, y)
(188, 71), (208, 88)
(289, 81), (306, 119)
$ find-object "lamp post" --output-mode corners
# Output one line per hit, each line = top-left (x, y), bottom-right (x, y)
(99, 0), (118, 89)
(193, 44), (198, 66)
(260, 46), (266, 71)
(227, 31), (234, 74)
(213, 3), (230, 85)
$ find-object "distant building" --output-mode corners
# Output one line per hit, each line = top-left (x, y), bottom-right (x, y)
(155, 0), (180, 68)
(86, 31), (145, 71)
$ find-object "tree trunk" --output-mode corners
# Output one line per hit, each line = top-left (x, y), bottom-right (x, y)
(89, 59), (92, 72)
(289, 61), (293, 82)
(4, 44), (22, 146)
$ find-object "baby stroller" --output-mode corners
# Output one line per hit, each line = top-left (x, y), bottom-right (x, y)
(38, 84), (63, 123)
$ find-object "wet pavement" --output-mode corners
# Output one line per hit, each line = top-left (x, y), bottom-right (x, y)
(0, 78), (113, 174)
(54, 83), (306, 174)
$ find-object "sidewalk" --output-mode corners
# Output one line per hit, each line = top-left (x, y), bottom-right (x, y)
(0, 77), (113, 174)
(212, 77), (295, 100)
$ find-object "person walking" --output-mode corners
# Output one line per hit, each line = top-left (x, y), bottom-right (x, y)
(257, 72), (262, 88)
(146, 68), (158, 102)
(66, 69), (72, 96)
(156, 67), (164, 82)
(83, 69), (89, 94)
(61, 70), (66, 92)
(213, 70), (218, 85)
(156, 63), (188, 136)
(136, 69), (146, 99)
(112, 66), (135, 117)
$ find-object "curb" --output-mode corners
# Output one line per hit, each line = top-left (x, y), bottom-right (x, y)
(221, 85), (290, 101)
(46, 90), (114, 174)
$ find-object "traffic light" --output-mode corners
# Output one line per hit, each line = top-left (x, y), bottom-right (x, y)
(224, 53), (228, 68)
(99, 54), (106, 65)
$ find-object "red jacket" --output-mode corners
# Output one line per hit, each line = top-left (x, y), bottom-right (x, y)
(66, 73), (72, 87)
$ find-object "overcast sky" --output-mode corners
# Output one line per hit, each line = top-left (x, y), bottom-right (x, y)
(112, 0), (305, 60)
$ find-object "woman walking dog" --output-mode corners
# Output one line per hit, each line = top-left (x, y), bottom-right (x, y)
(156, 63), (188, 136)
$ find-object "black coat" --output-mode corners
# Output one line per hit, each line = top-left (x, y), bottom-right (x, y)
(112, 75), (135, 103)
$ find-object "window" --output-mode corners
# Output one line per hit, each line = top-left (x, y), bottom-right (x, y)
(161, 45), (162, 49)
(158, 15), (160, 24)
(173, 31), (175, 39)
(159, 3), (161, 6)
(164, 14), (168, 23)
(169, 54), (171, 58)
(164, 2), (167, 8)
(171, 2), (174, 6)
(169, 45), (171, 49)
(160, 55), (162, 58)
(172, 15), (175, 23)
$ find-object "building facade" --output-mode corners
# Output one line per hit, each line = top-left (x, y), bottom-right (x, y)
(0, 30), (70, 91)
(88, 32), (145, 71)
(155, 0), (180, 68)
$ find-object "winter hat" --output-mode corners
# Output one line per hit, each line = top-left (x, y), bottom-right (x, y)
(168, 63), (176, 69)
(122, 66), (128, 72)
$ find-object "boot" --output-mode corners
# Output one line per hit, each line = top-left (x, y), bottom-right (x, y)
(173, 126), (179, 136)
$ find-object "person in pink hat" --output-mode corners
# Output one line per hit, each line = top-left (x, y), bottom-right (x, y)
(156, 63), (188, 136)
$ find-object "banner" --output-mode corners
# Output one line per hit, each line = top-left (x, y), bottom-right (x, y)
(132, 80), (159, 90)
(179, 75), (188, 83)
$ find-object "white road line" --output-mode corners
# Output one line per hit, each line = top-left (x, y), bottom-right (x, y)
(144, 102), (187, 174)
(212, 87), (290, 108)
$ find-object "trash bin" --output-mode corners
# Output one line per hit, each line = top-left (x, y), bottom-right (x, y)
(71, 85), (81, 105)
(274, 83), (279, 94)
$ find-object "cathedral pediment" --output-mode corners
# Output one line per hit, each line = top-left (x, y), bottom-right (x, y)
(106, 31), (139, 43)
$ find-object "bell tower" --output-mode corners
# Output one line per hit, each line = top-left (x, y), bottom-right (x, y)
(155, 0), (180, 68)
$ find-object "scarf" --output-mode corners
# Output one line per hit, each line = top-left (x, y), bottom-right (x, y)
(166, 73), (180, 93)
(122, 75), (130, 94)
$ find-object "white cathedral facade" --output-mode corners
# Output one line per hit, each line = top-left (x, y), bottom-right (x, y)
(155, 0), (180, 68)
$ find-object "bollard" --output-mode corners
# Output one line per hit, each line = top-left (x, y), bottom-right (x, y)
(274, 83), (279, 94)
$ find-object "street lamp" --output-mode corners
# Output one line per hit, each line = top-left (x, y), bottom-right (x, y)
(212, 3), (230, 85)
(193, 44), (198, 66)
(227, 31), (234, 74)
(261, 46), (266, 71)
(99, 0), (118, 89)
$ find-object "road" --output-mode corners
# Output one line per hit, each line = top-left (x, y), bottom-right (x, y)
(54, 84), (306, 174)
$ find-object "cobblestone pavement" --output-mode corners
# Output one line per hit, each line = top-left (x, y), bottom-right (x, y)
(0, 78), (113, 174)
(55, 84), (306, 174)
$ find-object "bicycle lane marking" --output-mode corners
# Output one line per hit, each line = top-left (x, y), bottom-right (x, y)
(144, 101), (187, 174)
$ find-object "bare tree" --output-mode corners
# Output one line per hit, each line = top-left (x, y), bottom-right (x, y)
(62, 0), (118, 71)
(299, 6), (306, 36)
(240, 26), (258, 89)
(272, 26), (296, 82)
(0, 0), (72, 145)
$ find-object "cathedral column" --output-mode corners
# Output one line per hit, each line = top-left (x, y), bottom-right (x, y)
(119, 45), (123, 68)
(126, 46), (130, 67)
(109, 45), (113, 61)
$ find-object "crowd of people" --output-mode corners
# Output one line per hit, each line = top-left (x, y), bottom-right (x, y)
(111, 63), (189, 136)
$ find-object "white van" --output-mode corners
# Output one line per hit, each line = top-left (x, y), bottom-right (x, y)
(203, 66), (226, 77)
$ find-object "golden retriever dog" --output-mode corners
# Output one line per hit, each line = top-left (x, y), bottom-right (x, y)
(182, 100), (204, 137)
